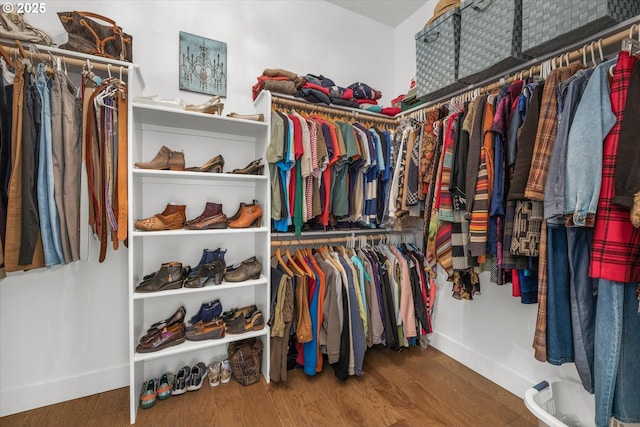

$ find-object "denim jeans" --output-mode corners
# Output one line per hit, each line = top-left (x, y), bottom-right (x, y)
(546, 222), (574, 365)
(35, 63), (63, 267)
(594, 280), (640, 427)
(566, 227), (597, 393)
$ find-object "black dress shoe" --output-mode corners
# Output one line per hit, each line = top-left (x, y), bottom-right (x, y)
(136, 263), (187, 293)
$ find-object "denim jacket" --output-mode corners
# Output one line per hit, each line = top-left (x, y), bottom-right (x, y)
(564, 59), (617, 226)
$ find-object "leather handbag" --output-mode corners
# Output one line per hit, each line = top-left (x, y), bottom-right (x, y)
(57, 11), (132, 62)
(0, 12), (54, 45)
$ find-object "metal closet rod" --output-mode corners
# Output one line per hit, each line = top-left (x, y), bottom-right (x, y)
(271, 94), (399, 126)
(270, 231), (417, 247)
(0, 39), (132, 74)
(400, 20), (640, 118)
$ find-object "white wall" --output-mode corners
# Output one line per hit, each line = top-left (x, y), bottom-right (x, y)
(393, 1), (439, 98)
(0, 0), (396, 416)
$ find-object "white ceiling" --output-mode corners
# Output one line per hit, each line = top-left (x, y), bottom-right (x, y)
(326, 0), (431, 28)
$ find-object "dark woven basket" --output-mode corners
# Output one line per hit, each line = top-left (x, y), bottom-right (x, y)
(522, 0), (640, 57)
(227, 337), (263, 386)
(458, 0), (526, 84)
(415, 7), (464, 101)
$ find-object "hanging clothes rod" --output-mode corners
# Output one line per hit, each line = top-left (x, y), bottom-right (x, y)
(0, 39), (135, 74)
(271, 93), (399, 126)
(271, 233), (410, 247)
(399, 19), (640, 118)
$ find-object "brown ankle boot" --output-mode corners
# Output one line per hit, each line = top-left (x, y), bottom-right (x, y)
(228, 204), (262, 228)
(184, 202), (224, 228)
(135, 146), (185, 171)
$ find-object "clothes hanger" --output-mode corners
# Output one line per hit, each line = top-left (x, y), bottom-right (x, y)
(284, 247), (306, 276)
(0, 44), (14, 69)
(272, 247), (294, 276)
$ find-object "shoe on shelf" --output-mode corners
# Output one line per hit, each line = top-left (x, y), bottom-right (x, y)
(135, 262), (187, 293)
(186, 154), (224, 173)
(221, 304), (258, 322)
(226, 310), (264, 334)
(186, 96), (224, 115)
(171, 366), (191, 396)
(184, 203), (222, 228)
(135, 145), (185, 171)
(228, 159), (263, 175)
(224, 257), (262, 282)
(185, 319), (225, 341)
(226, 112), (265, 122)
(157, 373), (173, 400)
(226, 201), (257, 224)
(136, 323), (186, 353)
(208, 360), (222, 387)
(187, 363), (207, 391)
(228, 203), (262, 228)
(220, 360), (232, 384)
(187, 299), (223, 330)
(135, 204), (186, 231)
(184, 248), (227, 288)
(140, 378), (157, 409)
(145, 306), (186, 335)
(184, 202), (228, 230)
(183, 260), (226, 288)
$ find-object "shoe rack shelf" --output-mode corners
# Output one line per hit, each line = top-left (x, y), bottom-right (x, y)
(130, 226), (269, 238)
(132, 275), (268, 300)
(133, 329), (268, 363)
(128, 103), (271, 424)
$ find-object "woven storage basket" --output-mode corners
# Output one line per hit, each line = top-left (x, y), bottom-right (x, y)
(227, 337), (263, 386)
(415, 7), (463, 101)
(522, 0), (640, 57)
(458, 0), (526, 84)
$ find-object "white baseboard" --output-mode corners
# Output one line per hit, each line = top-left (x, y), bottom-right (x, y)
(429, 331), (535, 399)
(0, 363), (128, 417)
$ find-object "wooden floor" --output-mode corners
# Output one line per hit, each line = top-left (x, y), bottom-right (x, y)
(1, 346), (537, 427)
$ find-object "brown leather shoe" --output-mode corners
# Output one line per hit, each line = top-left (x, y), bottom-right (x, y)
(135, 205), (186, 231)
(226, 201), (256, 224)
(135, 145), (185, 171)
(186, 154), (224, 173)
(224, 257), (262, 282)
(136, 323), (186, 353)
(135, 262), (187, 292)
(228, 204), (262, 228)
(185, 213), (228, 230)
(229, 159), (263, 175)
(184, 202), (222, 227)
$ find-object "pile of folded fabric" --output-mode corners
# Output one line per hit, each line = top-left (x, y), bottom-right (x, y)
(251, 68), (306, 100)
(254, 68), (404, 116)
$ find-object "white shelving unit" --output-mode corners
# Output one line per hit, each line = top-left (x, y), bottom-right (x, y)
(128, 103), (271, 423)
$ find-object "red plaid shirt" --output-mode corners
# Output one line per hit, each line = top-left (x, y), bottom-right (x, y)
(590, 51), (640, 283)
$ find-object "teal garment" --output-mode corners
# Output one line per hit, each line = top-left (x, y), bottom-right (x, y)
(351, 254), (369, 317)
(337, 121), (359, 161)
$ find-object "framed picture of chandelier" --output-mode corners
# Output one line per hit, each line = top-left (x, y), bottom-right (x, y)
(179, 31), (227, 97)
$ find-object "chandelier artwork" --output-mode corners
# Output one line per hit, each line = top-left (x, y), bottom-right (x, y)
(179, 31), (227, 97)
